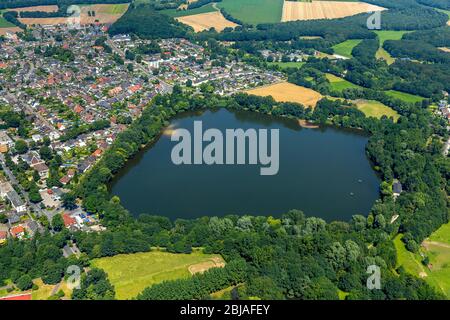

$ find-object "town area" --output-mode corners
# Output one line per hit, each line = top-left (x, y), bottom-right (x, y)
(0, 23), (283, 244)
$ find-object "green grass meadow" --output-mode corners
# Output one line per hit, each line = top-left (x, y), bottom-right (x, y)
(386, 90), (424, 104)
(326, 73), (361, 92)
(394, 232), (450, 298)
(217, 0), (284, 25)
(332, 39), (362, 58)
(375, 30), (410, 64)
(0, 11), (15, 28)
(91, 250), (225, 300)
(355, 100), (400, 122)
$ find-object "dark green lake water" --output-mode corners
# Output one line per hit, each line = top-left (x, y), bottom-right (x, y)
(109, 109), (380, 221)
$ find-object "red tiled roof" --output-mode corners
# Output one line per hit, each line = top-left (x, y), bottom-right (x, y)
(63, 214), (76, 227)
(0, 293), (32, 300)
(92, 149), (102, 157)
(0, 231), (7, 239)
(59, 176), (70, 185)
(10, 226), (24, 237)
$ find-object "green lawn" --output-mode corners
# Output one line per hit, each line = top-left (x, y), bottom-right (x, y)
(160, 3), (217, 17)
(332, 39), (362, 58)
(393, 235), (426, 276)
(386, 90), (424, 104)
(375, 31), (410, 65)
(326, 73), (361, 92)
(91, 249), (225, 300)
(355, 100), (400, 122)
(0, 12), (15, 28)
(429, 222), (450, 244)
(423, 242), (450, 298)
(217, 0), (284, 25)
(268, 61), (305, 69)
(376, 48), (395, 65)
(394, 234), (447, 298)
(375, 30), (409, 44)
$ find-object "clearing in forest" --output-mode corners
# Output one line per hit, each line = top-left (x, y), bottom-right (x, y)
(91, 250), (225, 300)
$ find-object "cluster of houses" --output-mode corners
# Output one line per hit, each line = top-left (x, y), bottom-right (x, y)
(0, 23), (291, 245)
(113, 37), (283, 95)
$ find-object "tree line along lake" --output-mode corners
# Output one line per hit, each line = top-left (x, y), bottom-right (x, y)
(109, 108), (380, 221)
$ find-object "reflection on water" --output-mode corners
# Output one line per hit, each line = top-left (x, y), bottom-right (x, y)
(109, 109), (380, 222)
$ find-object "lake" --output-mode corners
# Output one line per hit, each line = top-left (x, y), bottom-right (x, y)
(109, 109), (380, 221)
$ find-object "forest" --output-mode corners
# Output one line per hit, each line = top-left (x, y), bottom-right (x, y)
(108, 4), (189, 39)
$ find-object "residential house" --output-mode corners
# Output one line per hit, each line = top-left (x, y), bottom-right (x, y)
(6, 190), (26, 213)
(33, 162), (49, 179)
(393, 180), (403, 198)
(10, 225), (25, 239)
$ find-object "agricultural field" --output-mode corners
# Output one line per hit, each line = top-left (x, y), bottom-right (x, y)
(91, 250), (225, 300)
(176, 11), (238, 32)
(217, 0), (284, 25)
(326, 73), (361, 92)
(245, 81), (323, 108)
(5, 5), (58, 12)
(332, 39), (362, 58)
(386, 90), (424, 104)
(19, 4), (129, 26)
(282, 1), (385, 22)
(354, 99), (399, 122)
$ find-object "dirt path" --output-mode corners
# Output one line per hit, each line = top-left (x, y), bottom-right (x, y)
(423, 240), (450, 249)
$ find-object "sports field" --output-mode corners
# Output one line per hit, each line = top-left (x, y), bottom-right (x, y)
(332, 39), (362, 58)
(91, 250), (225, 300)
(354, 99), (399, 122)
(245, 81), (323, 108)
(176, 11), (238, 32)
(326, 73), (361, 92)
(217, 0), (284, 25)
(386, 90), (424, 104)
(282, 1), (385, 22)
